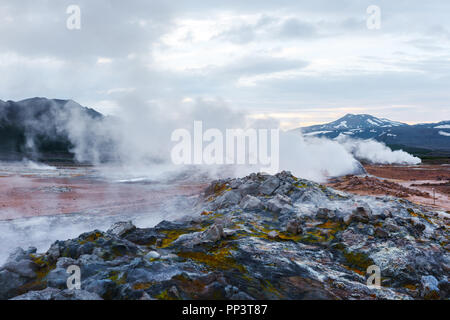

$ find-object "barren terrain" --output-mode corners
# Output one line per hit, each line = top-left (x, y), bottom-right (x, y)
(0, 165), (206, 221)
(328, 164), (450, 211)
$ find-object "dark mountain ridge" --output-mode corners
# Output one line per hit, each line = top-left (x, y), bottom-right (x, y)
(0, 97), (103, 161)
(295, 113), (450, 159)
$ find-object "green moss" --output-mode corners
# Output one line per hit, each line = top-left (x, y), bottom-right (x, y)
(158, 227), (204, 248)
(132, 282), (153, 290)
(78, 231), (103, 245)
(261, 279), (283, 298)
(108, 270), (127, 285)
(294, 182), (307, 189)
(342, 250), (374, 272)
(177, 245), (246, 273)
(155, 289), (176, 300)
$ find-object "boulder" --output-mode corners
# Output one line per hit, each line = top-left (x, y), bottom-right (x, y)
(144, 251), (161, 260)
(47, 268), (69, 289)
(267, 194), (292, 213)
(238, 181), (259, 196)
(267, 231), (278, 239)
(421, 275), (440, 300)
(2, 259), (38, 279)
(199, 223), (225, 243)
(239, 195), (264, 210)
(107, 221), (136, 237)
(11, 287), (61, 300)
(259, 176), (280, 195)
(0, 269), (31, 299)
(214, 190), (242, 208)
(286, 219), (303, 235)
(316, 208), (335, 220)
(374, 227), (389, 238)
(55, 289), (103, 300)
(344, 206), (372, 225)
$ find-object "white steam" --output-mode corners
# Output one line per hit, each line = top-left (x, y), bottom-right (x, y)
(335, 134), (421, 165)
(278, 132), (364, 182)
(60, 98), (421, 182)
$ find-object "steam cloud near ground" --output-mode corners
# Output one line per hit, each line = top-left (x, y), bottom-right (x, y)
(60, 98), (420, 182)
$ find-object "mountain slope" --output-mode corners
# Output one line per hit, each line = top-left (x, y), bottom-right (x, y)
(295, 114), (450, 154)
(0, 97), (103, 161)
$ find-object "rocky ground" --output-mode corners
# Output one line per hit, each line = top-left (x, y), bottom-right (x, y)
(1, 171), (448, 300)
(327, 175), (431, 199)
(328, 164), (450, 211)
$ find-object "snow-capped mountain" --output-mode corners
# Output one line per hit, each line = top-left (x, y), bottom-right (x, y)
(294, 114), (450, 152)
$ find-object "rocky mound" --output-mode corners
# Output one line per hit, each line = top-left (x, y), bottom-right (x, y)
(1, 172), (448, 300)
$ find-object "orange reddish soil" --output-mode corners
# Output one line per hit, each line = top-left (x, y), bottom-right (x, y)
(327, 175), (430, 198)
(328, 164), (450, 211)
(0, 175), (206, 221)
(364, 164), (450, 182)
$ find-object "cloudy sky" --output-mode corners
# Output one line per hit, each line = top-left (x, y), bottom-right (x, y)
(1, 0), (449, 128)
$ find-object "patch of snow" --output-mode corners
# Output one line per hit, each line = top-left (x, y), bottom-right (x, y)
(380, 118), (403, 126)
(367, 119), (380, 126)
(438, 130), (450, 137)
(303, 130), (333, 136)
(334, 121), (348, 129)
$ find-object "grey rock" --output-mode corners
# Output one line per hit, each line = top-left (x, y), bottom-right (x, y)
(0, 270), (30, 299)
(238, 181), (259, 196)
(344, 206), (372, 225)
(316, 208), (335, 220)
(168, 286), (181, 299)
(107, 221), (136, 237)
(286, 219), (303, 235)
(374, 227), (389, 238)
(46, 243), (61, 262)
(421, 275), (440, 299)
(215, 190), (242, 208)
(6, 248), (27, 263)
(383, 218), (401, 232)
(47, 268), (69, 289)
(230, 291), (255, 300)
(229, 179), (243, 189)
(199, 223), (225, 243)
(3, 259), (38, 279)
(267, 194), (292, 213)
(259, 176), (280, 195)
(54, 289), (103, 300)
(56, 257), (78, 269)
(144, 251), (161, 260)
(83, 279), (117, 299)
(11, 287), (61, 300)
(268, 231), (278, 239)
(239, 195), (264, 210)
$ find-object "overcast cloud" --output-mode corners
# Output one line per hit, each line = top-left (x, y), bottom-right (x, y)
(0, 0), (449, 127)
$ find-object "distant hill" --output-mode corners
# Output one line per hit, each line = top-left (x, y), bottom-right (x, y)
(293, 114), (450, 159)
(0, 98), (103, 161)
